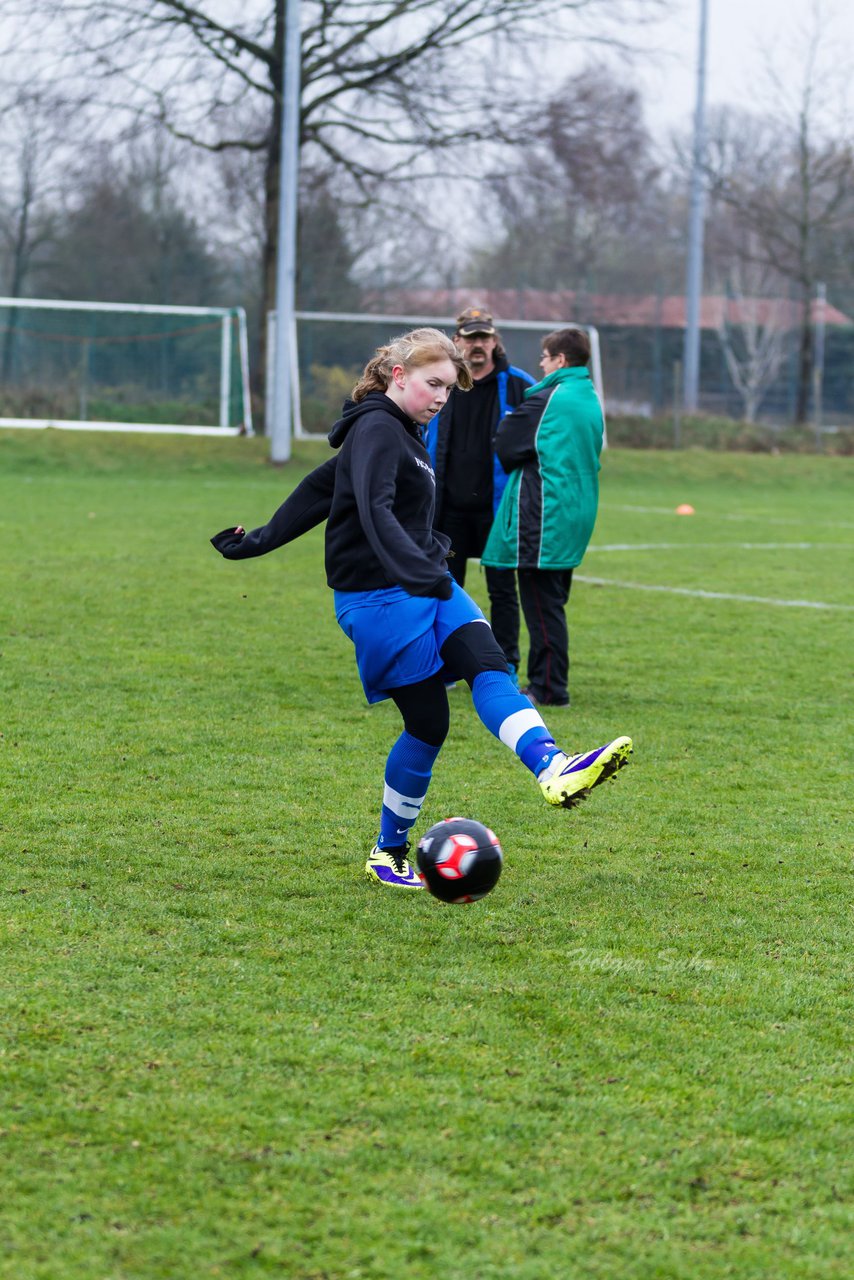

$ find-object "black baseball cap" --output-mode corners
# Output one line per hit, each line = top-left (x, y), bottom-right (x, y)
(456, 306), (496, 337)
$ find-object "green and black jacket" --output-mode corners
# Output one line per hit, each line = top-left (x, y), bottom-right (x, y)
(481, 366), (604, 570)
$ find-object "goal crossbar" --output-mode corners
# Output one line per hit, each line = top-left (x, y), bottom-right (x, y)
(266, 309), (604, 441)
(0, 296), (253, 436)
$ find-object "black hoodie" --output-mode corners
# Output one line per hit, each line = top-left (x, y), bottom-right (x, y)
(325, 393), (452, 598)
(210, 392), (452, 600)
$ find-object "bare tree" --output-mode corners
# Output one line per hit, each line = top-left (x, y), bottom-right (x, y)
(702, 8), (853, 422)
(0, 0), (665, 390)
(0, 91), (67, 379)
(471, 67), (664, 292)
(45, 141), (226, 307)
(715, 256), (790, 422)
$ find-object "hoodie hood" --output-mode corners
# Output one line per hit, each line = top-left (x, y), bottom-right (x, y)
(328, 391), (421, 449)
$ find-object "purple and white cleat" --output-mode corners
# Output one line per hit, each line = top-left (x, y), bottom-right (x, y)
(538, 737), (633, 809)
(364, 844), (423, 889)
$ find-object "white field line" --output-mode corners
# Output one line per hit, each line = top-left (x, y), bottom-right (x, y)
(575, 575), (854, 611)
(588, 542), (851, 552)
(600, 503), (854, 531)
(2, 418), (241, 436)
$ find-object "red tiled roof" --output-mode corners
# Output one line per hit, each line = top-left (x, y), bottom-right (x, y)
(366, 288), (852, 329)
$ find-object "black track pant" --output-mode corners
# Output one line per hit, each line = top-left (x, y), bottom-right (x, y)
(517, 568), (573, 706)
(438, 506), (520, 668)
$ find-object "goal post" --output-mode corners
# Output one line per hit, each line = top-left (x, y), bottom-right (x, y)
(266, 309), (604, 444)
(0, 297), (253, 436)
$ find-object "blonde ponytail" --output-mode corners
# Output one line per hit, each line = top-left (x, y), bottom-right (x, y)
(351, 327), (472, 401)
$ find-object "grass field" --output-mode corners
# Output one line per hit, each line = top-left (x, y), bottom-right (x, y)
(2, 429), (852, 1279)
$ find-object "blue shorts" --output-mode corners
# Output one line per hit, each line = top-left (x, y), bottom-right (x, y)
(334, 580), (487, 704)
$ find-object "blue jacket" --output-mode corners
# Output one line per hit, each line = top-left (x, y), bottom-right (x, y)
(424, 356), (535, 520)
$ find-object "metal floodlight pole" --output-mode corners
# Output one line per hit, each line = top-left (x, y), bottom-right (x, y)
(271, 0), (302, 463)
(683, 0), (709, 413)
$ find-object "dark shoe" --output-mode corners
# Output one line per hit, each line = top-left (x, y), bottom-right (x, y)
(521, 687), (569, 708)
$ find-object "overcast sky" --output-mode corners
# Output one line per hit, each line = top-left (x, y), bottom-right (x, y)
(626, 0), (852, 135)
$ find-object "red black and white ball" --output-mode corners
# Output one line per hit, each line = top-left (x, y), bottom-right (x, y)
(416, 818), (503, 904)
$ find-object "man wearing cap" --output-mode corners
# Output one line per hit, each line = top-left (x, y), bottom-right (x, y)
(425, 306), (535, 683)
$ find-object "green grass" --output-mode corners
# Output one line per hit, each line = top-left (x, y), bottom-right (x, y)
(605, 413), (854, 454)
(2, 430), (852, 1279)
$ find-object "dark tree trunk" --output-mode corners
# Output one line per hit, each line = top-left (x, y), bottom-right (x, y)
(793, 108), (813, 426)
(1, 200), (30, 382)
(795, 285), (813, 425)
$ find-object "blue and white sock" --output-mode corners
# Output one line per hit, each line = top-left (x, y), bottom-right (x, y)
(471, 671), (562, 777)
(377, 731), (442, 849)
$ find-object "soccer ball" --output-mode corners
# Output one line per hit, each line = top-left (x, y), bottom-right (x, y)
(416, 817), (503, 904)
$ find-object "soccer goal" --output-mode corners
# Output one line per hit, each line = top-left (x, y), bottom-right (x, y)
(0, 297), (253, 435)
(265, 309), (604, 442)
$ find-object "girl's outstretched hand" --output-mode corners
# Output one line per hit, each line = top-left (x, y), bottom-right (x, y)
(210, 526), (246, 556)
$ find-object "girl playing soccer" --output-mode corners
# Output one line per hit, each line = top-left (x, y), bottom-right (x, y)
(212, 328), (632, 889)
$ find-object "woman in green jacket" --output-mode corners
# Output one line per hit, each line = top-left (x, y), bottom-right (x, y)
(481, 327), (603, 706)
